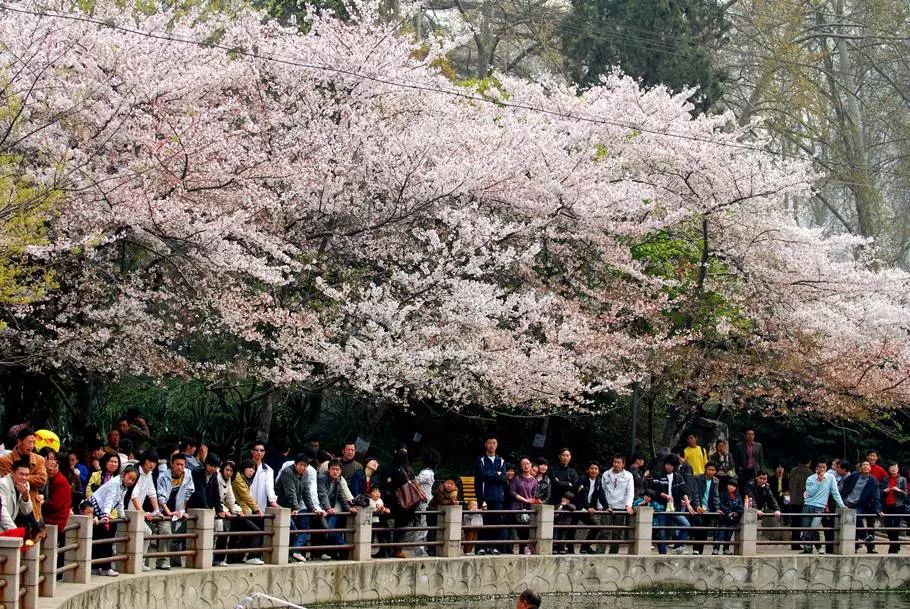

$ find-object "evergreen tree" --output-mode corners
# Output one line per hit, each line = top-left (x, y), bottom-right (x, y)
(562, 0), (728, 113)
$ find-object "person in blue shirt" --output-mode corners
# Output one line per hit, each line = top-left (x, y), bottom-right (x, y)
(801, 459), (844, 554)
(633, 490), (667, 552)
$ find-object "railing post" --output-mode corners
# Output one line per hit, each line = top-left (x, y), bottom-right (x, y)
(438, 505), (463, 558)
(39, 525), (58, 597)
(265, 507), (290, 566)
(836, 507), (856, 555)
(350, 507), (374, 561)
(21, 540), (39, 609)
(0, 537), (22, 609)
(188, 509), (215, 569)
(67, 514), (92, 584)
(736, 508), (758, 556)
(532, 504), (554, 555)
(631, 506), (653, 555)
(122, 511), (145, 574)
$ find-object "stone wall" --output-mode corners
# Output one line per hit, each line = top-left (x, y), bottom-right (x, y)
(44, 555), (910, 609)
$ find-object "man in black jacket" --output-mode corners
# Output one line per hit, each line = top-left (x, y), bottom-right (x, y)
(651, 455), (692, 554)
(575, 461), (607, 554)
(841, 461), (884, 553)
(475, 435), (508, 555)
(549, 448), (579, 506)
(188, 454), (224, 513)
(691, 461), (721, 555)
(746, 471), (781, 517)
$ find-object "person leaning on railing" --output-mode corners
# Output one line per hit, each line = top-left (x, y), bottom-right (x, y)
(316, 459), (357, 560)
(154, 453), (195, 569)
(232, 459), (266, 565)
(87, 464), (139, 577)
(0, 459), (37, 543)
(0, 428), (47, 521)
(276, 453), (314, 563)
(650, 455), (692, 555)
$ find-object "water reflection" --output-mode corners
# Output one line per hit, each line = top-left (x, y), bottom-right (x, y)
(369, 593), (910, 609)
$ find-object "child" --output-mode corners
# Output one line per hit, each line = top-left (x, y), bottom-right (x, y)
(553, 491), (577, 554)
(368, 487), (391, 557)
(714, 478), (743, 555)
(463, 500), (483, 555)
(633, 490), (667, 554)
(433, 479), (459, 506)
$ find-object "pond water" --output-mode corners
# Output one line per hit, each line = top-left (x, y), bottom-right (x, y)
(356, 593), (910, 609)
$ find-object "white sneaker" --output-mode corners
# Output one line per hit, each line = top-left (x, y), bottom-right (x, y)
(672, 546), (686, 555)
(711, 549), (719, 555)
(817, 547), (826, 555)
(214, 560), (229, 567)
(292, 553), (307, 563)
(692, 550), (700, 555)
(101, 568), (119, 577)
(142, 565), (151, 572)
(244, 557), (265, 565)
(319, 554), (332, 561)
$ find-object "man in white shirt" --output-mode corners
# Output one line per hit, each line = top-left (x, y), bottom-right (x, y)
(248, 441), (278, 510)
(128, 451), (161, 571)
(601, 454), (635, 554)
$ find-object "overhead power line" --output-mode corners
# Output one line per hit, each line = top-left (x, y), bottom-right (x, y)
(2, 2), (910, 185)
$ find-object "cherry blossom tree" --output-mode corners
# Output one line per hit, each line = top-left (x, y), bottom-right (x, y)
(0, 0), (906, 418)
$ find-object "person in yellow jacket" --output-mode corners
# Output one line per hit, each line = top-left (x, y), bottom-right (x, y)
(229, 459), (265, 565)
(683, 434), (708, 477)
(85, 452), (122, 517)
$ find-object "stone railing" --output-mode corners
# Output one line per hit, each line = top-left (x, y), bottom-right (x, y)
(0, 505), (880, 609)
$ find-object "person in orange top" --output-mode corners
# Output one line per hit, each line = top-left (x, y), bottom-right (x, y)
(0, 428), (46, 520)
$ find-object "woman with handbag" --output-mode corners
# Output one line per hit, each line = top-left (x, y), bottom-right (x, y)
(388, 448), (424, 558)
(510, 458), (539, 555)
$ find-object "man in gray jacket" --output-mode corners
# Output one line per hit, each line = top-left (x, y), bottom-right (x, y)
(315, 460), (357, 559)
(276, 453), (314, 562)
(153, 453), (195, 569)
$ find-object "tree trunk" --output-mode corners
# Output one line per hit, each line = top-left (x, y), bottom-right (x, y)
(255, 386), (278, 442)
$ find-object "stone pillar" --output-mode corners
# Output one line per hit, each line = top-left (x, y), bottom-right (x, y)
(265, 507), (290, 565)
(836, 507), (856, 556)
(188, 509), (215, 569)
(20, 539), (39, 609)
(0, 536), (22, 609)
(123, 510), (145, 574)
(631, 506), (653, 555)
(736, 508), (758, 556)
(39, 525), (58, 597)
(438, 504), (463, 558)
(350, 507), (374, 562)
(532, 504), (554, 555)
(67, 514), (93, 584)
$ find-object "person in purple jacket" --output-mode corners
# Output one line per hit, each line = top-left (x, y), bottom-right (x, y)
(510, 458), (539, 555)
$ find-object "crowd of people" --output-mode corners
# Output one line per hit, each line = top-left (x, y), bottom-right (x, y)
(0, 414), (906, 578)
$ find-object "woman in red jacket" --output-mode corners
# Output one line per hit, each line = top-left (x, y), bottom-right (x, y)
(40, 448), (72, 531)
